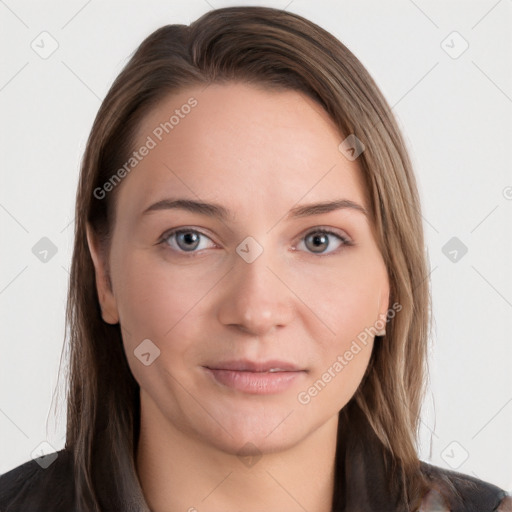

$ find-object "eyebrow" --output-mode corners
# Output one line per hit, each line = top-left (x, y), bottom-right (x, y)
(141, 198), (368, 221)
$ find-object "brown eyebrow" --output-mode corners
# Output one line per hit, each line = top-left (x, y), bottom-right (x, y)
(288, 199), (368, 218)
(141, 198), (368, 221)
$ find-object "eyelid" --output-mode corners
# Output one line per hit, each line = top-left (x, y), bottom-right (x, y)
(298, 225), (352, 244)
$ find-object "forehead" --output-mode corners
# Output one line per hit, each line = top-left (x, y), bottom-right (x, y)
(115, 82), (369, 224)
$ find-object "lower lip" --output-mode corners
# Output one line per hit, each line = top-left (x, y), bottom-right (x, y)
(204, 368), (305, 394)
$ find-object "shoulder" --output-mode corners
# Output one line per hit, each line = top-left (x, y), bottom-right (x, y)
(0, 449), (75, 511)
(419, 460), (511, 512)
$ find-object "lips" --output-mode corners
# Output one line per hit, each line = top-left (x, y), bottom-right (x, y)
(202, 359), (306, 394)
(204, 359), (303, 372)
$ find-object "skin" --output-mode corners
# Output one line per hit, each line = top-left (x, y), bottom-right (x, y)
(87, 82), (390, 512)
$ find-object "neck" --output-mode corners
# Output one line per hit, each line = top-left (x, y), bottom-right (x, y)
(135, 391), (338, 512)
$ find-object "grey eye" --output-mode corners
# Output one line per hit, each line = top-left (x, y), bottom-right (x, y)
(175, 231), (201, 251)
(298, 229), (348, 255)
(163, 229), (214, 253)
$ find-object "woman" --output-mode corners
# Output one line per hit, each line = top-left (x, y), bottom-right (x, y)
(1, 6), (510, 512)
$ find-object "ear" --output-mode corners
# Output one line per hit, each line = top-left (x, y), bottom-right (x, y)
(86, 223), (119, 325)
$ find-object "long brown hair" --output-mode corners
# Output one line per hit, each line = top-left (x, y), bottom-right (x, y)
(63, 6), (436, 510)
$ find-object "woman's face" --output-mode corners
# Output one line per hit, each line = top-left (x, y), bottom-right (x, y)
(88, 82), (390, 455)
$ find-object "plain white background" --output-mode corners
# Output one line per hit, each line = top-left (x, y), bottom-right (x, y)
(1, 0), (511, 492)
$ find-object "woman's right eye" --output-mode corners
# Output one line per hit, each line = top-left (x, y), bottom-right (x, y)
(159, 228), (216, 256)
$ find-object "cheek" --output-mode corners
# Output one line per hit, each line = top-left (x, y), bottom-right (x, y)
(297, 272), (377, 413)
(298, 253), (386, 341)
(112, 256), (209, 404)
(323, 282), (381, 341)
(297, 339), (373, 419)
(294, 254), (384, 408)
(112, 250), (219, 360)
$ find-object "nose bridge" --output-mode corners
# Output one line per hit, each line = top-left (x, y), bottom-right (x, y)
(236, 241), (277, 297)
(221, 235), (293, 335)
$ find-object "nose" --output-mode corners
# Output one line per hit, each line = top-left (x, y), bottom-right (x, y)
(216, 246), (294, 337)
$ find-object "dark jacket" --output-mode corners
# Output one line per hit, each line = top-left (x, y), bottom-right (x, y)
(0, 448), (510, 511)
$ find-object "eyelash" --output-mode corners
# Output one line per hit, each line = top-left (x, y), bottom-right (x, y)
(157, 227), (354, 258)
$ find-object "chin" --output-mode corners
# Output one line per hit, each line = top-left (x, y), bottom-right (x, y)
(205, 428), (300, 458)
(194, 407), (309, 457)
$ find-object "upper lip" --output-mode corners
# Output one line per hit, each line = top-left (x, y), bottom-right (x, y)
(204, 359), (304, 372)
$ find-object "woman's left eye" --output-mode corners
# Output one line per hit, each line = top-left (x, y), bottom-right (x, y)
(158, 227), (352, 256)
(296, 228), (352, 255)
